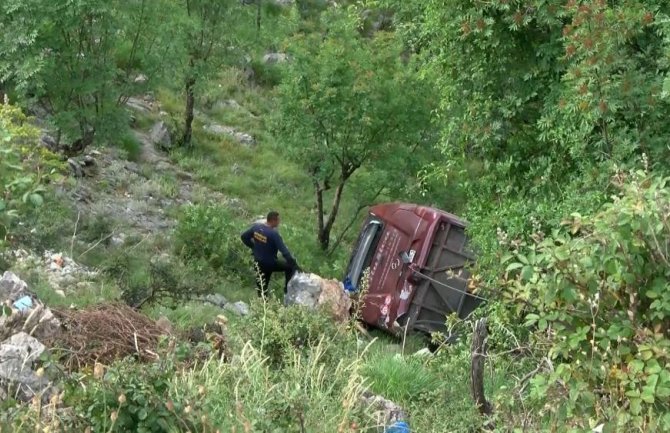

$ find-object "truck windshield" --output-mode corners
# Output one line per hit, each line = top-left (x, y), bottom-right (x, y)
(345, 219), (382, 289)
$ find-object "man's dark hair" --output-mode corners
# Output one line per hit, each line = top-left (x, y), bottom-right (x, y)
(267, 211), (280, 222)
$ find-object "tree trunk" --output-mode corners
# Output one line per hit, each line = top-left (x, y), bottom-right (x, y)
(318, 181), (345, 250)
(182, 73), (196, 147)
(471, 318), (493, 418)
(256, 0), (262, 34)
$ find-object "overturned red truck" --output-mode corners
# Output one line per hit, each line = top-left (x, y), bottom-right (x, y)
(344, 203), (483, 336)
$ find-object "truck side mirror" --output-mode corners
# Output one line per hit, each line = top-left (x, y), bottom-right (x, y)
(399, 251), (411, 265)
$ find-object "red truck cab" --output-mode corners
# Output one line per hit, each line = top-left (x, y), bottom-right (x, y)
(344, 203), (482, 335)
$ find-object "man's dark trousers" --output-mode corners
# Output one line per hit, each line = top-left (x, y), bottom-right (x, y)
(254, 260), (296, 298)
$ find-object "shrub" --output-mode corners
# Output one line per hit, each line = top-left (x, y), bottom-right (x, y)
(503, 171), (670, 431)
(0, 99), (61, 247)
(62, 358), (212, 433)
(231, 299), (355, 368)
(108, 251), (215, 307)
(174, 203), (254, 282)
(248, 59), (283, 88)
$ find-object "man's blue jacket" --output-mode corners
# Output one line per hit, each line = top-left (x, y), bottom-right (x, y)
(241, 223), (295, 266)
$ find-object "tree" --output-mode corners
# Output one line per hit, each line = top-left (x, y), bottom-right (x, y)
(388, 0), (670, 267)
(0, 0), (172, 152)
(274, 9), (433, 250)
(179, 0), (241, 147)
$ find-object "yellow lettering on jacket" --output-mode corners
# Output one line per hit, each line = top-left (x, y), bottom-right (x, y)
(253, 232), (267, 243)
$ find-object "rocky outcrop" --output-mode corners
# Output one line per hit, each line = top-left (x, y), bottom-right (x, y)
(285, 273), (351, 322)
(0, 272), (28, 302)
(67, 151), (99, 178)
(0, 273), (59, 402)
(0, 332), (51, 401)
(150, 121), (172, 150)
(204, 124), (256, 147)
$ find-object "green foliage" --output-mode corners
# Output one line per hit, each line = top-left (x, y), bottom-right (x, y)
(174, 340), (372, 432)
(231, 300), (355, 368)
(174, 203), (253, 282)
(0, 0), (173, 147)
(247, 59), (283, 87)
(63, 358), (211, 433)
(274, 8), (434, 249)
(0, 100), (60, 247)
(503, 172), (670, 431)
(389, 0), (670, 276)
(362, 354), (440, 403)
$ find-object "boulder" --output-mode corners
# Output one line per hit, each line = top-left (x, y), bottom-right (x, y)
(0, 332), (50, 401)
(0, 272), (28, 303)
(150, 121), (172, 150)
(286, 273), (352, 322)
(40, 134), (58, 152)
(262, 53), (289, 65)
(125, 96), (153, 113)
(203, 124), (256, 147)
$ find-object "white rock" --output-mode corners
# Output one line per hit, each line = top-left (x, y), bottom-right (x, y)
(0, 332), (49, 401)
(0, 272), (28, 303)
(225, 301), (250, 316)
(262, 53), (290, 65)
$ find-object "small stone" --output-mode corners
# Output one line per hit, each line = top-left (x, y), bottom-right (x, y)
(214, 99), (242, 111)
(262, 53), (289, 65)
(110, 233), (127, 247)
(225, 301), (250, 317)
(203, 293), (228, 308)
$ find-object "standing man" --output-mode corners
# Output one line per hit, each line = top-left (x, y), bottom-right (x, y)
(241, 211), (299, 298)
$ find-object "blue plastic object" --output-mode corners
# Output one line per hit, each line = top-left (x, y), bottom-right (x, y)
(384, 421), (410, 433)
(13, 296), (33, 312)
(343, 277), (356, 293)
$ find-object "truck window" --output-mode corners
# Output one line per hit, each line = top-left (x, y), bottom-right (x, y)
(345, 219), (382, 290)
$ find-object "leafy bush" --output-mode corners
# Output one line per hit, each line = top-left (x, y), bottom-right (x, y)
(231, 299), (355, 368)
(0, 99), (61, 247)
(106, 250), (215, 307)
(503, 171), (670, 431)
(248, 59), (283, 88)
(63, 358), (212, 433)
(174, 203), (253, 282)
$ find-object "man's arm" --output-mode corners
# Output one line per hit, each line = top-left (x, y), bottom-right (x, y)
(273, 232), (295, 265)
(240, 226), (254, 249)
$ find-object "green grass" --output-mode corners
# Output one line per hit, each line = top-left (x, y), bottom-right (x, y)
(363, 353), (441, 403)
